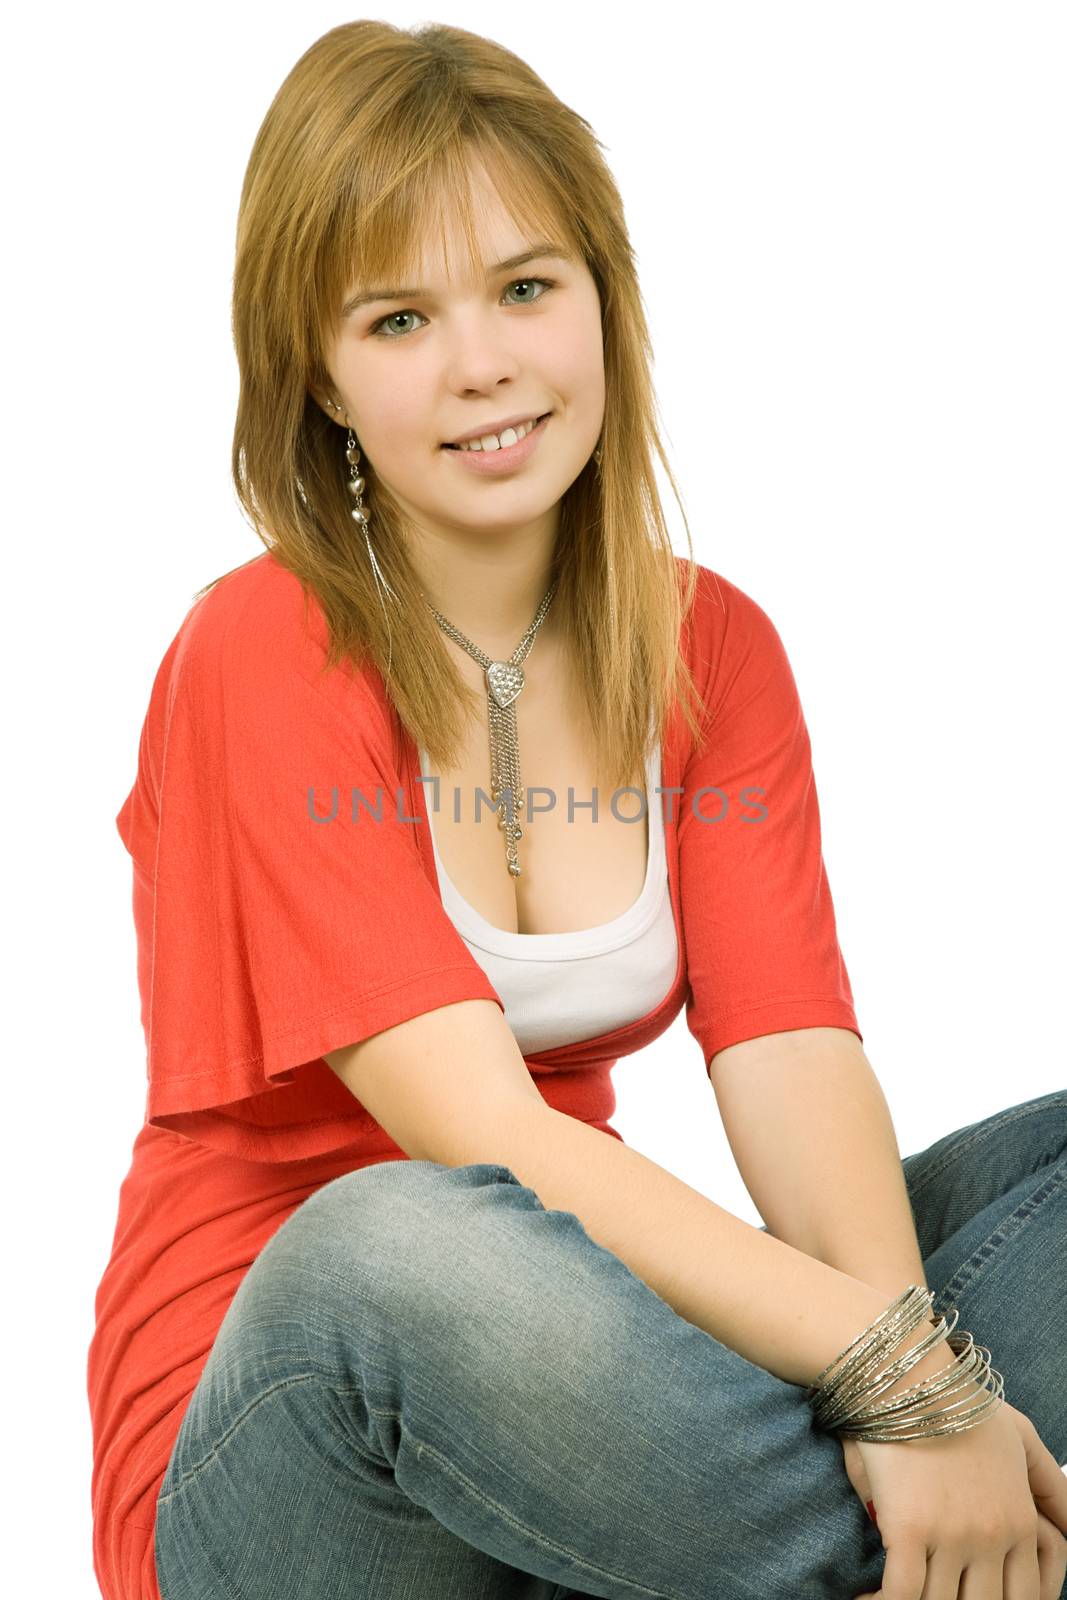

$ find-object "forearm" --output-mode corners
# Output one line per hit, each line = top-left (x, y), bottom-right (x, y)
(704, 1032), (971, 1405)
(710, 1033), (927, 1298)
(424, 1100), (943, 1394)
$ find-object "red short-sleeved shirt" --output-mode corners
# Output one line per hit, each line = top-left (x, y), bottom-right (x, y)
(88, 550), (860, 1598)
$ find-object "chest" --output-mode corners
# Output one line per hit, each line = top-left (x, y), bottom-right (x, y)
(419, 646), (651, 937)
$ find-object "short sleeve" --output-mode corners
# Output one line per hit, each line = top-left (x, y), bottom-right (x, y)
(116, 557), (505, 1162)
(678, 571), (862, 1070)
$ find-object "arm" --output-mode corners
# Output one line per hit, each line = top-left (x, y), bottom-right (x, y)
(326, 1000), (948, 1398)
(707, 1026), (926, 1295)
(707, 1023), (960, 1398)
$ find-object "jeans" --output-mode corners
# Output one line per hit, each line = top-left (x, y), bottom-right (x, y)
(154, 1088), (1067, 1599)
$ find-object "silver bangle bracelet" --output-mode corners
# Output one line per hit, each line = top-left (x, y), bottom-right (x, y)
(805, 1285), (1005, 1443)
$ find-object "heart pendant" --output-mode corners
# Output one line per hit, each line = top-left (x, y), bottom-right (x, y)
(487, 661), (524, 709)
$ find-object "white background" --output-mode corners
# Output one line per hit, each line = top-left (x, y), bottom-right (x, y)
(5, 2), (1064, 1592)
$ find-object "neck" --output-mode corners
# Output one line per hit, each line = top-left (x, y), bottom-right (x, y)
(407, 530), (560, 654)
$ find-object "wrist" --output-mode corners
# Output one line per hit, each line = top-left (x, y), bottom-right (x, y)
(878, 1317), (981, 1417)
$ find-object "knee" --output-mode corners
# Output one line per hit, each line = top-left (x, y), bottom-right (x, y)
(252, 1157), (531, 1316)
(300, 1155), (528, 1250)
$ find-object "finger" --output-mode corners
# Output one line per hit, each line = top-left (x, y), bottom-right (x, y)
(918, 1544), (965, 1600)
(1027, 1436), (1067, 1537)
(1003, 1533), (1040, 1600)
(880, 1540), (931, 1600)
(1035, 1510), (1067, 1600)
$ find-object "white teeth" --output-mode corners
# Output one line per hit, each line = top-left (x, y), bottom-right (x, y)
(455, 416), (538, 452)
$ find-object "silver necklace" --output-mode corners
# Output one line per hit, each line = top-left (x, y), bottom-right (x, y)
(330, 402), (559, 878)
(424, 585), (558, 878)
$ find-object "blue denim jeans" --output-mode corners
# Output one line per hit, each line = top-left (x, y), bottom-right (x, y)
(154, 1089), (1067, 1599)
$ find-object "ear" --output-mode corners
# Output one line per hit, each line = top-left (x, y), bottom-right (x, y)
(309, 385), (346, 427)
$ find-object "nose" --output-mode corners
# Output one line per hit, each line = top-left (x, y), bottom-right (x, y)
(445, 311), (527, 394)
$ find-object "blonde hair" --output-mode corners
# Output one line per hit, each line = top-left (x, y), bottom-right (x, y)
(203, 18), (706, 790)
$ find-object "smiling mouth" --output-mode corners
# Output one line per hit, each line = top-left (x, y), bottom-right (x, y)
(441, 413), (552, 450)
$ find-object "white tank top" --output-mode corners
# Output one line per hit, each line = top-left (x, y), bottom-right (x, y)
(418, 740), (679, 1054)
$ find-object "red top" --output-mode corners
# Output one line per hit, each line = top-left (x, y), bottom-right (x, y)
(88, 551), (861, 1599)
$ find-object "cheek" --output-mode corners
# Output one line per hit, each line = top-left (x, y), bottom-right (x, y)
(345, 369), (431, 453)
(371, 395), (424, 442)
(544, 310), (604, 395)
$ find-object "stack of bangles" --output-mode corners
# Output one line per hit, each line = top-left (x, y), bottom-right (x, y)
(803, 1284), (1006, 1522)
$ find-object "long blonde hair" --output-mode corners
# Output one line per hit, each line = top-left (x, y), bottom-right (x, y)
(202, 19), (706, 791)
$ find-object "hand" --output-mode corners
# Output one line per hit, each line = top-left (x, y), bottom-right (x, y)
(851, 1513), (1066, 1600)
(839, 1401), (1067, 1599)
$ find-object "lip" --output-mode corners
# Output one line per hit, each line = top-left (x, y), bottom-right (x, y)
(441, 413), (551, 475)
(443, 411), (548, 446)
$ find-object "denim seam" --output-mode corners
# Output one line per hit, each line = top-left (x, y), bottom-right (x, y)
(161, 1381), (678, 1597)
(387, 1418), (678, 1600)
(157, 1372), (325, 1503)
(906, 1096), (1067, 1203)
(933, 1161), (1066, 1313)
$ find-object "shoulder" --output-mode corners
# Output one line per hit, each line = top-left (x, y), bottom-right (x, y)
(674, 555), (789, 691)
(171, 552), (323, 682)
(153, 551), (391, 749)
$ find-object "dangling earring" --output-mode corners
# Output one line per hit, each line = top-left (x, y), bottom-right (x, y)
(326, 398), (397, 674)
(593, 443), (603, 472)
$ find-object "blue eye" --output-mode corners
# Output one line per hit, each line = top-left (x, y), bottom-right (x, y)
(369, 277), (557, 339)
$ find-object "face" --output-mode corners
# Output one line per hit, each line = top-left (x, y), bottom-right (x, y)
(314, 157), (605, 547)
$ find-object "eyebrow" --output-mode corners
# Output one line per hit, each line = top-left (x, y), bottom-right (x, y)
(341, 244), (572, 317)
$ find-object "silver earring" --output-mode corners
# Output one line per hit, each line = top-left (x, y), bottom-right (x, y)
(330, 405), (397, 677)
(593, 443), (603, 473)
(342, 423), (397, 605)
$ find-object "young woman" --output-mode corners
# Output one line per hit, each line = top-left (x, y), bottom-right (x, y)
(88, 20), (1067, 1600)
